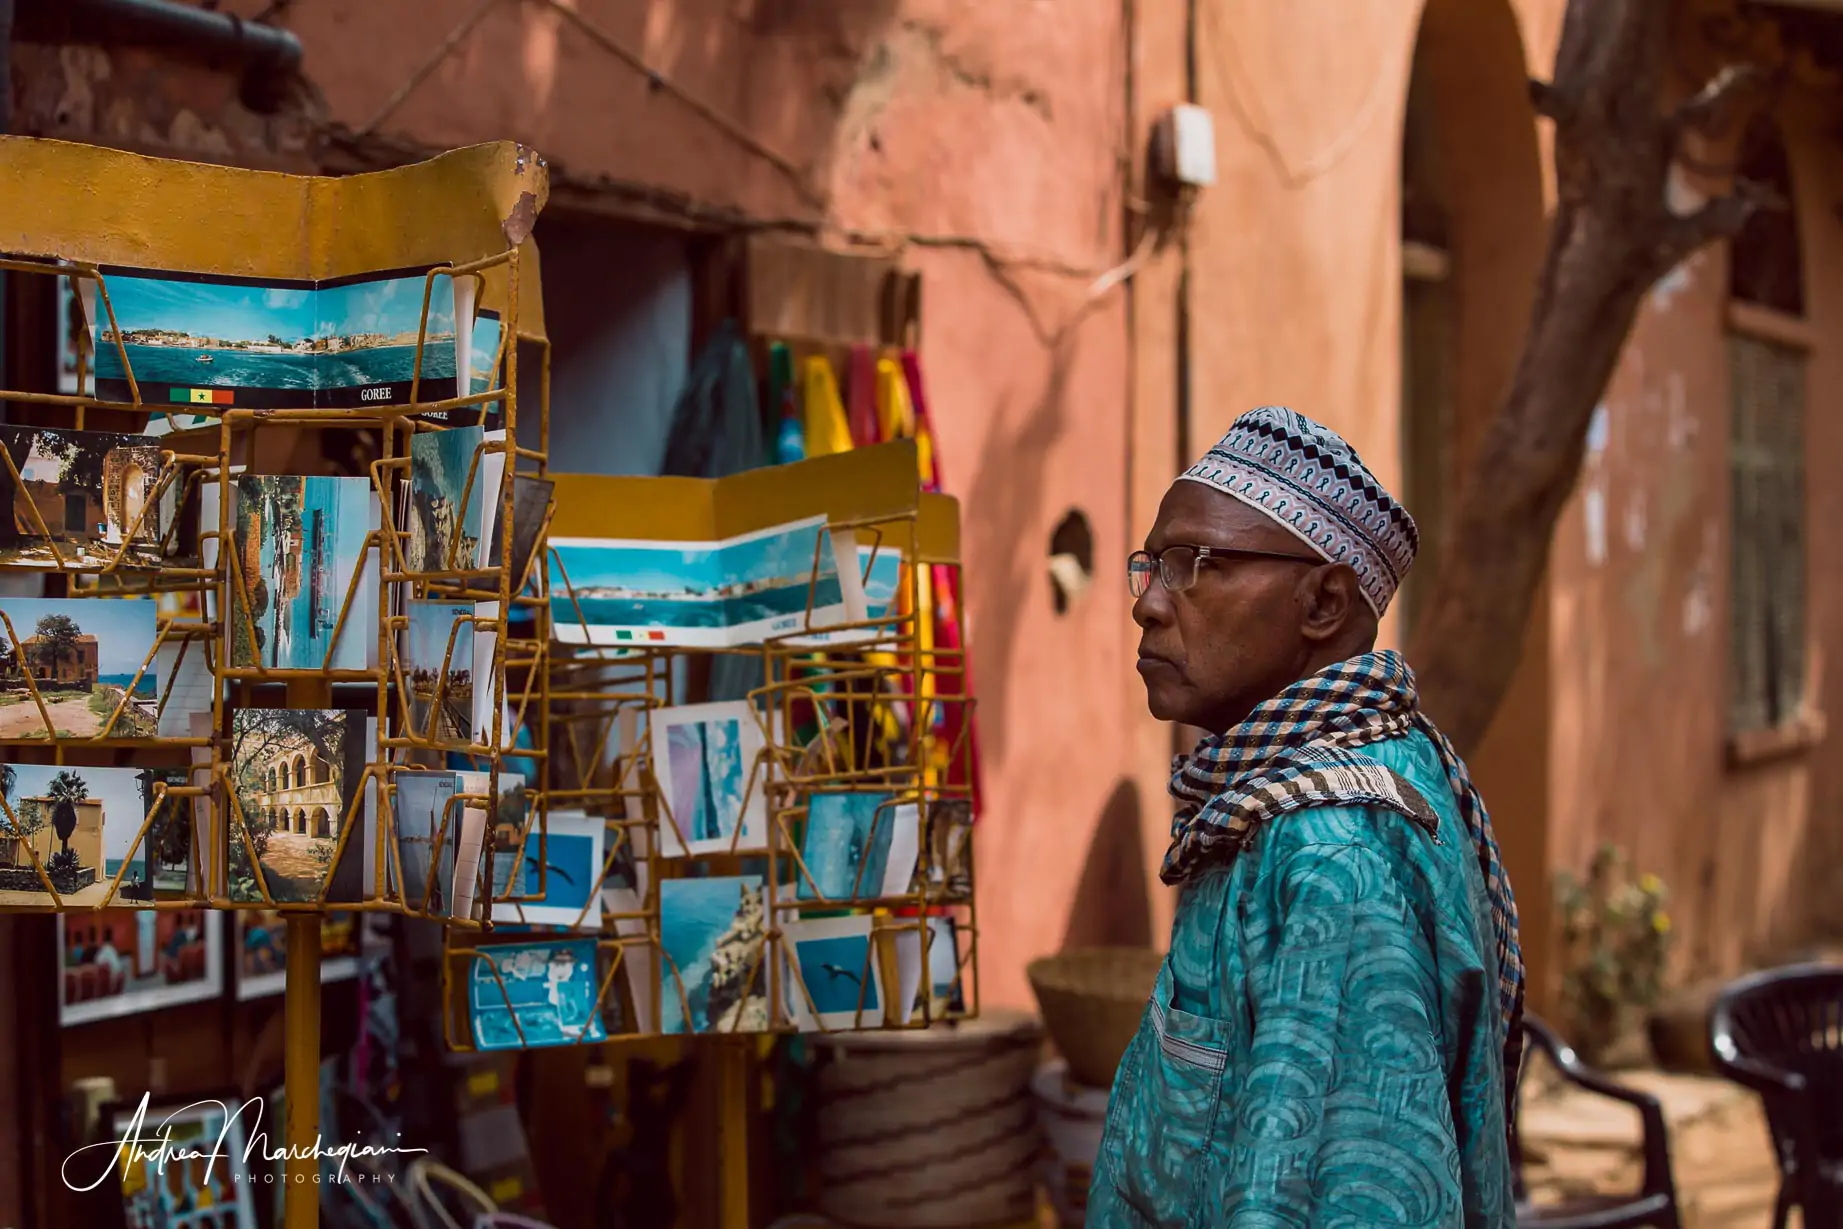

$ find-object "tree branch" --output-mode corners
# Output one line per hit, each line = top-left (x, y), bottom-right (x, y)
(1528, 77), (1574, 123)
(1669, 63), (1764, 137)
(1660, 186), (1761, 265)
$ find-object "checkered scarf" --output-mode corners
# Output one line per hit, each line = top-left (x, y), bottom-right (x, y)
(1161, 650), (1525, 1117)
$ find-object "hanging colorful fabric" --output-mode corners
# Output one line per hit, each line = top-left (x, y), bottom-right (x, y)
(845, 344), (880, 449)
(802, 355), (853, 458)
(875, 355), (915, 444)
(769, 342), (805, 464)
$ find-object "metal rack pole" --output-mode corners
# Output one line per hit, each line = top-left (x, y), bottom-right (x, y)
(283, 916), (323, 1228)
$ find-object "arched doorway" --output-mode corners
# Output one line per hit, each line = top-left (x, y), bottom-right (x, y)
(121, 460), (147, 540)
(311, 807), (332, 839)
(295, 808), (309, 835)
(1398, 0), (1553, 1002)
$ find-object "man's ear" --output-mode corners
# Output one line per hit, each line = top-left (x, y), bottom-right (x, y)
(1298, 564), (1361, 643)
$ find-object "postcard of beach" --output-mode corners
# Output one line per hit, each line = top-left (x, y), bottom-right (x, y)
(92, 265), (463, 409)
(412, 310), (505, 431)
(469, 935), (608, 1051)
(492, 808), (602, 930)
(392, 769), (459, 915)
(784, 915), (884, 1032)
(783, 540), (906, 648)
(659, 875), (771, 1035)
(796, 793), (921, 903)
(0, 764), (160, 908)
(58, 908), (223, 1026)
(652, 700), (769, 857)
(405, 425), (485, 573)
(227, 707), (368, 904)
(234, 909), (362, 1001)
(0, 426), (173, 570)
(0, 597), (159, 740)
(98, 767), (195, 905)
(548, 513), (867, 648)
(403, 600), (475, 744)
(229, 475), (379, 672)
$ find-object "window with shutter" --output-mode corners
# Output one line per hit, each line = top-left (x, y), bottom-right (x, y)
(1726, 117), (1809, 739)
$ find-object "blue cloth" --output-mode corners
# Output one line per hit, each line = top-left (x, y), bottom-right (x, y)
(1088, 730), (1515, 1228)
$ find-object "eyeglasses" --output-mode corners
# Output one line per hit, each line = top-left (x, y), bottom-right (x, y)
(1127, 544), (1322, 597)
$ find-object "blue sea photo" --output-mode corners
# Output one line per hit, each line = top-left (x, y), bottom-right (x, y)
(548, 515), (849, 646)
(392, 770), (458, 915)
(93, 269), (459, 406)
(406, 426), (485, 573)
(468, 936), (607, 1050)
(785, 916), (884, 1031)
(657, 701), (767, 855)
(798, 793), (919, 902)
(230, 475), (376, 670)
(500, 810), (601, 929)
(659, 875), (767, 1035)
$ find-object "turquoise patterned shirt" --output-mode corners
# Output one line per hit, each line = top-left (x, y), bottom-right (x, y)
(1087, 731), (1515, 1227)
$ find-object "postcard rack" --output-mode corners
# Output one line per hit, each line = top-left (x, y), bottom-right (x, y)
(0, 135), (557, 1229)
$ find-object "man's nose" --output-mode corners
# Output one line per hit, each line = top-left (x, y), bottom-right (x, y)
(1132, 583), (1170, 630)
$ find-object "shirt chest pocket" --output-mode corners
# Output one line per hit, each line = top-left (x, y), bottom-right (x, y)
(1109, 964), (1239, 1228)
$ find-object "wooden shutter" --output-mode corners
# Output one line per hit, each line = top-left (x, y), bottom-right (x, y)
(1728, 333), (1807, 733)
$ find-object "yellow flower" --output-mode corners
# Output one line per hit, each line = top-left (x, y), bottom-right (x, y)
(1639, 873), (1662, 894)
(1653, 912), (1671, 934)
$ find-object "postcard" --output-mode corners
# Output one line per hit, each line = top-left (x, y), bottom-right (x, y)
(234, 909), (363, 1000)
(490, 474), (554, 592)
(796, 793), (921, 903)
(0, 763), (174, 908)
(104, 767), (195, 905)
(404, 599), (475, 744)
(393, 769), (459, 916)
(920, 798), (974, 898)
(893, 914), (964, 1024)
(783, 541), (905, 647)
(468, 936), (608, 1051)
(653, 700), (768, 857)
(107, 1092), (260, 1227)
(0, 425), (174, 569)
(58, 908), (223, 1026)
(230, 475), (378, 671)
(449, 773), (492, 923)
(549, 514), (866, 648)
(659, 875), (770, 1035)
(493, 809), (602, 929)
(602, 825), (653, 1029)
(405, 424), (485, 573)
(458, 768), (528, 908)
(227, 707), (368, 904)
(153, 635), (216, 740)
(0, 596), (159, 739)
(413, 309), (505, 431)
(785, 915), (884, 1031)
(92, 265), (467, 410)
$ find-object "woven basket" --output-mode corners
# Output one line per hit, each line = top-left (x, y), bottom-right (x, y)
(1027, 948), (1163, 1090)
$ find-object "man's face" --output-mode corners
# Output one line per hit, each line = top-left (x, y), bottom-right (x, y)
(1132, 482), (1325, 732)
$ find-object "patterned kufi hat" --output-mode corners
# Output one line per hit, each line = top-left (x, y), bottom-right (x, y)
(1178, 406), (1418, 617)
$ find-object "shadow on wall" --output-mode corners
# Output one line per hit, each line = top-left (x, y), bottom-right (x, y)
(1060, 779), (1154, 950)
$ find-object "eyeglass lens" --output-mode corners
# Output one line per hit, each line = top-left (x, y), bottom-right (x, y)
(1128, 546), (1201, 597)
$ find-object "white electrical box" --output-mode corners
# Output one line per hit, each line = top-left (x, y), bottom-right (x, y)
(1154, 103), (1217, 188)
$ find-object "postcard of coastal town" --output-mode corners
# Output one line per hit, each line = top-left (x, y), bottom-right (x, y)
(468, 935), (609, 1051)
(233, 909), (362, 1000)
(0, 426), (174, 570)
(0, 596), (160, 739)
(90, 265), (480, 410)
(548, 514), (864, 648)
(228, 474), (379, 671)
(57, 908), (224, 1027)
(658, 874), (773, 1035)
(226, 707), (370, 905)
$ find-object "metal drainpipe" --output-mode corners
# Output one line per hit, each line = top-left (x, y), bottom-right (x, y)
(15, 0), (303, 114)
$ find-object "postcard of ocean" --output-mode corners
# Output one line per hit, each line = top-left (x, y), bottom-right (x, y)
(226, 707), (368, 905)
(548, 514), (866, 648)
(0, 426), (173, 570)
(411, 311), (505, 431)
(784, 915), (884, 1031)
(0, 763), (177, 909)
(494, 809), (602, 930)
(469, 936), (609, 1051)
(405, 425), (485, 573)
(782, 541), (905, 647)
(91, 266), (464, 409)
(0, 597), (160, 739)
(229, 475), (379, 671)
(392, 769), (459, 916)
(403, 600), (475, 744)
(796, 793), (921, 903)
(659, 875), (771, 1035)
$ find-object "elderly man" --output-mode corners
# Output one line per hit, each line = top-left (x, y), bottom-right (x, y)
(1087, 407), (1523, 1227)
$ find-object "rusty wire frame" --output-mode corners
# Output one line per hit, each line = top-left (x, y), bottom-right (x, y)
(0, 250), (550, 923)
(442, 498), (980, 1049)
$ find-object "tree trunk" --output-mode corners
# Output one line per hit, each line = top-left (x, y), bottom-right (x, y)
(1408, 0), (1767, 755)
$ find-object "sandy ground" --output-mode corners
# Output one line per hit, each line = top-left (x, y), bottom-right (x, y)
(0, 693), (98, 737)
(258, 831), (334, 896)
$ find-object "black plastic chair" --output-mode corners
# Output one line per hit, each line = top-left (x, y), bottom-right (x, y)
(1512, 1014), (1683, 1229)
(1708, 963), (1843, 1229)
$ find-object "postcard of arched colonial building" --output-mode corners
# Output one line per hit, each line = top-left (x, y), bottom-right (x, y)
(226, 707), (370, 904)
